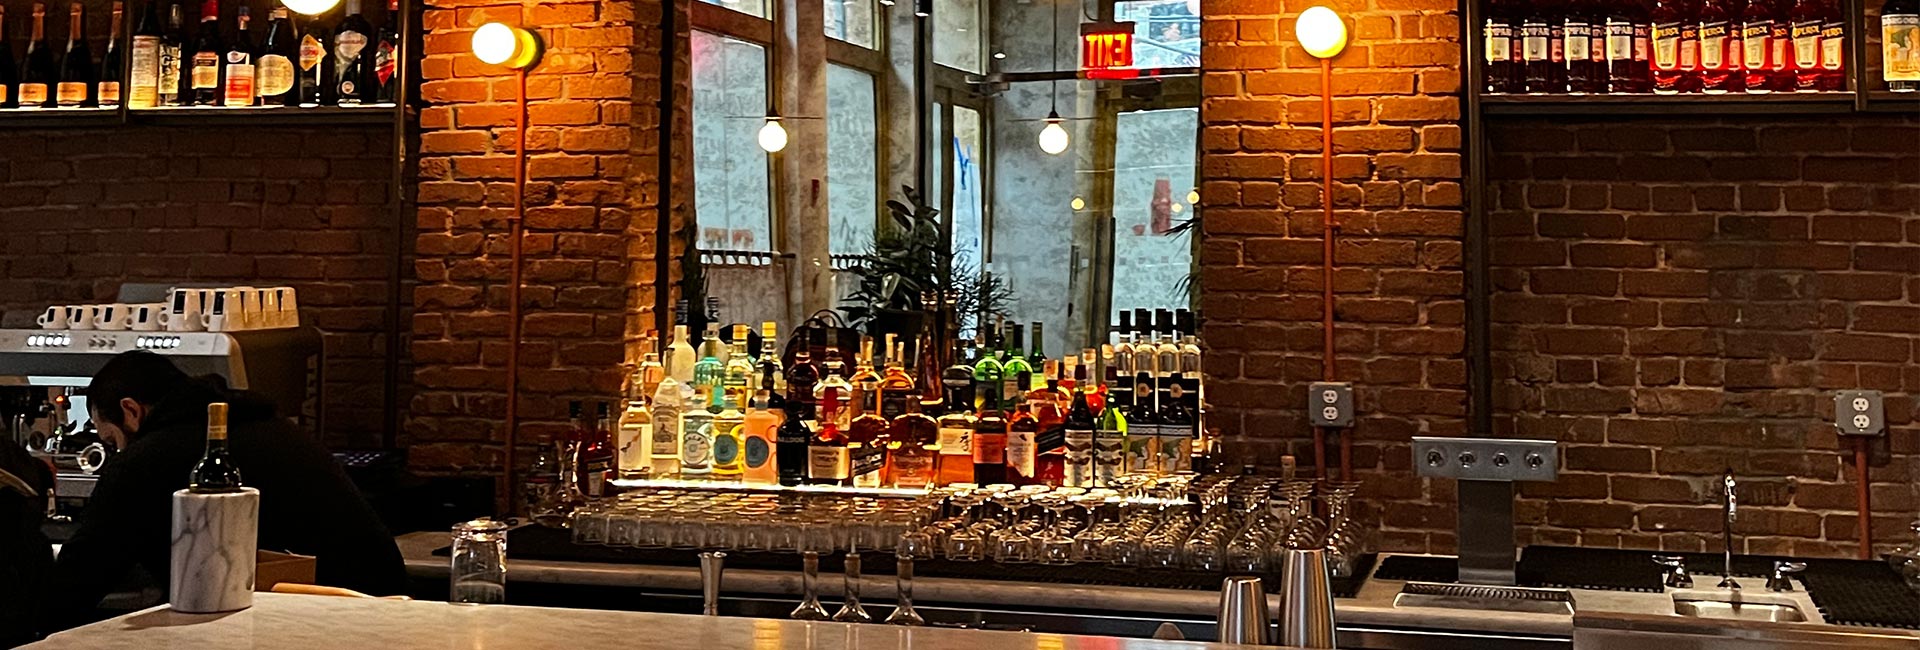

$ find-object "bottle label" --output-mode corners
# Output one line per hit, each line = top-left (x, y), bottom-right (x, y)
(937, 426), (972, 455)
(1771, 22), (1791, 70)
(1486, 21), (1512, 63)
(131, 36), (160, 107)
(97, 82), (121, 107)
(890, 451), (932, 488)
(335, 30), (368, 63)
(1125, 425), (1157, 473)
(743, 435), (772, 469)
(224, 63), (255, 106)
(1093, 428), (1124, 485)
(1820, 22), (1843, 70)
(617, 422), (650, 472)
(1793, 21), (1821, 68)
(20, 83), (48, 105)
(159, 44), (182, 95)
(1700, 21), (1729, 70)
(1606, 20), (1633, 61)
(1653, 22), (1681, 70)
(712, 432), (741, 468)
(1550, 23), (1565, 62)
(1007, 430), (1035, 478)
(850, 443), (885, 486)
(1155, 432), (1189, 473)
(258, 54), (295, 95)
(681, 417), (713, 470)
(192, 52), (219, 89)
(1890, 16), (1920, 81)
(1523, 21), (1551, 61)
(879, 392), (910, 420)
(1063, 427), (1094, 487)
(972, 433), (1006, 464)
(0, 87), (8, 104)
(375, 39), (396, 84)
(808, 445), (849, 480)
(1565, 21), (1591, 62)
(650, 410), (680, 457)
(299, 34), (325, 70)
(1635, 23), (1651, 61)
(1743, 22), (1772, 69)
(56, 82), (87, 106)
(1679, 23), (1700, 69)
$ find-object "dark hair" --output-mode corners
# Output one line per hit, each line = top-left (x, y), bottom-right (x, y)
(84, 351), (195, 427)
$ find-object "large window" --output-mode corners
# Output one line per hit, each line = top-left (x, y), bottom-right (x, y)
(1109, 107), (1197, 311)
(698, 0), (769, 18)
(1116, 1), (1200, 69)
(824, 0), (876, 48)
(934, 0), (984, 72)
(826, 64), (878, 255)
(951, 106), (985, 273)
(691, 31), (773, 251)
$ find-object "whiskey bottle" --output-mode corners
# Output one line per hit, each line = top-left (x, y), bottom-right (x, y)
(935, 379), (977, 485)
(849, 336), (881, 419)
(807, 390), (850, 486)
(845, 361), (891, 488)
(879, 340), (916, 420)
(189, 402), (243, 492)
(1888, 0), (1920, 91)
(972, 399), (1008, 485)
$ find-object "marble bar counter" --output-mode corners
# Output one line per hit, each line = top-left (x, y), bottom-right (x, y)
(20, 592), (1279, 650)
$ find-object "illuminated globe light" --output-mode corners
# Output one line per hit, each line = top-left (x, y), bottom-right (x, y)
(471, 22), (542, 69)
(1070, 197), (1086, 211)
(1294, 6), (1349, 59)
(757, 115), (789, 153)
(281, 0), (340, 16)
(1187, 188), (1200, 205)
(1037, 111), (1070, 155)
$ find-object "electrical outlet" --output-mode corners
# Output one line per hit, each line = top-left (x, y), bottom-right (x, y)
(1308, 382), (1354, 428)
(1411, 436), (1560, 482)
(1834, 390), (1886, 437)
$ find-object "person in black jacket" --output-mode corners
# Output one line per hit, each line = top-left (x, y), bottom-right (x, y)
(0, 442), (54, 648)
(52, 351), (407, 628)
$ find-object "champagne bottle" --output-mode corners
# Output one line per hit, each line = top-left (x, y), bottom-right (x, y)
(55, 2), (91, 107)
(130, 0), (159, 107)
(97, 2), (124, 107)
(0, 8), (19, 109)
(332, 0), (369, 104)
(189, 402), (244, 492)
(21, 4), (57, 108)
(221, 5), (253, 106)
(188, 0), (220, 105)
(257, 6), (295, 105)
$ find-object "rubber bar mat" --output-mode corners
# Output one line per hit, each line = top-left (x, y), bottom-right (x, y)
(1671, 551), (1920, 630)
(1373, 555), (1457, 583)
(1370, 548), (1662, 593)
(438, 525), (1378, 598)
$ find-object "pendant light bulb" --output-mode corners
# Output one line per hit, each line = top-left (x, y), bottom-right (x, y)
(1038, 111), (1070, 155)
(758, 113), (789, 153)
(282, 0), (340, 16)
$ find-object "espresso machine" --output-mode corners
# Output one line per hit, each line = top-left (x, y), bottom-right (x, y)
(1, 283), (323, 521)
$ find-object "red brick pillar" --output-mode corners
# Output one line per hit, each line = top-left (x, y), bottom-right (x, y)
(1198, 0), (1465, 553)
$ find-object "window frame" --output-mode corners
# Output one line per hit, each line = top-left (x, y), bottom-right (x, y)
(826, 9), (889, 258)
(690, 5), (777, 257)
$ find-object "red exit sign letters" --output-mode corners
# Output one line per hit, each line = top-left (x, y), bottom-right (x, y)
(1080, 21), (1136, 77)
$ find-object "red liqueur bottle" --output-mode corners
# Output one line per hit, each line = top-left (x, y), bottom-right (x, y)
(1699, 0), (1745, 92)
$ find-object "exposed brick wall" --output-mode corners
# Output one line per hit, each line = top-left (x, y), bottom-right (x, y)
(410, 0), (687, 478)
(1198, 0), (1466, 552)
(0, 126), (400, 448)
(1491, 116), (1920, 558)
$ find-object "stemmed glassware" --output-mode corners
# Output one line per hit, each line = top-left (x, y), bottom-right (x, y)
(832, 552), (874, 623)
(789, 549), (831, 621)
(883, 555), (926, 626)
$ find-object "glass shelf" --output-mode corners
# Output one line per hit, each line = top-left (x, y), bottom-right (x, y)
(130, 104), (399, 126)
(1482, 92), (1858, 116)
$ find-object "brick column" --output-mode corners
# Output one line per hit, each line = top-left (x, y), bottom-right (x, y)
(411, 0), (688, 477)
(1198, 0), (1465, 553)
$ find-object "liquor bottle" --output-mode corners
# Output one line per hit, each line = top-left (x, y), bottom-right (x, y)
(1700, 0), (1744, 92)
(1652, 0), (1694, 92)
(886, 442), (937, 489)
(680, 385), (715, 477)
(890, 395), (940, 447)
(649, 375), (684, 476)
(257, 6), (295, 105)
(815, 348), (852, 430)
(667, 321), (698, 385)
(1790, 0), (1823, 89)
(97, 3), (124, 107)
(188, 402), (243, 491)
(1487, 0), (1526, 92)
(846, 361), (891, 489)
(775, 399), (812, 486)
(333, 0), (370, 103)
(559, 401), (584, 501)
(574, 403), (614, 498)
(1523, 0), (1563, 92)
(1565, 0), (1606, 92)
(1004, 402), (1037, 485)
(1889, 0), (1920, 91)
(850, 336), (881, 419)
(55, 3), (91, 107)
(755, 321), (784, 413)
(1550, 0), (1570, 90)
(972, 397), (1008, 486)
(1084, 348), (1107, 414)
(159, 2), (185, 105)
(1177, 310), (1204, 438)
(188, 0), (220, 105)
(723, 324), (754, 410)
(710, 389), (745, 480)
(639, 349), (666, 405)
(1739, 0), (1773, 90)
(1027, 322), (1050, 389)
(879, 340), (916, 420)
(786, 348), (820, 423)
(130, 0), (159, 107)
(971, 331), (1004, 419)
(1000, 325), (1032, 411)
(294, 10), (326, 105)
(221, 5), (254, 106)
(693, 325), (724, 399)
(372, 0), (397, 103)
(0, 8), (16, 109)
(1109, 312), (1134, 412)
(935, 359), (977, 485)
(21, 4), (56, 108)
(1093, 386), (1127, 487)
(808, 387), (850, 486)
(617, 366), (653, 479)
(1634, 0), (1656, 91)
(940, 336), (975, 419)
(523, 431), (564, 525)
(1816, 0), (1843, 90)
(1061, 369), (1096, 487)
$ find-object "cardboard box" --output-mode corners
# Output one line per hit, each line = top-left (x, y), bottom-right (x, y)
(255, 550), (317, 592)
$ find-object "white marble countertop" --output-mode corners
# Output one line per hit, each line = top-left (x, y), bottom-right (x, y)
(21, 592), (1278, 650)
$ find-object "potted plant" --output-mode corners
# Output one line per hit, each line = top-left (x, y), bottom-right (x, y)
(841, 186), (1014, 339)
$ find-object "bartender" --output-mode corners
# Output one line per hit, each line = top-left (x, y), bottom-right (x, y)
(52, 351), (407, 628)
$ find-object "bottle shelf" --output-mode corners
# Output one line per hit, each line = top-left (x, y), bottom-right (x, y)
(129, 104), (400, 126)
(1862, 89), (1920, 111)
(0, 107), (122, 128)
(1482, 91), (1859, 115)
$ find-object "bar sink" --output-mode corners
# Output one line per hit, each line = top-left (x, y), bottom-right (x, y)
(1671, 591), (1807, 623)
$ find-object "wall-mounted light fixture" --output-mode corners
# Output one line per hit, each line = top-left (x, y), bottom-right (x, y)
(1295, 5), (1352, 483)
(472, 22), (543, 69)
(914, 0), (931, 17)
(1294, 6), (1349, 59)
(280, 0), (340, 16)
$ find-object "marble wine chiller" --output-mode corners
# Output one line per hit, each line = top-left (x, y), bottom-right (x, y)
(170, 487), (260, 613)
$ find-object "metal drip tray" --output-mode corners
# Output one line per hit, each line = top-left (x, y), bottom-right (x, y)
(1393, 581), (1576, 616)
(1672, 591), (1807, 623)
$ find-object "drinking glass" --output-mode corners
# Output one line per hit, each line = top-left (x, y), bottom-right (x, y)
(790, 551), (832, 621)
(450, 518), (509, 604)
(884, 555), (926, 626)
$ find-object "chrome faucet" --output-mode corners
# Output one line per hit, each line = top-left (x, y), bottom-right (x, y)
(1719, 471), (1739, 590)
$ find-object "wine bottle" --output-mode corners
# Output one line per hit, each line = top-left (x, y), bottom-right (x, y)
(372, 0), (397, 104)
(188, 0), (220, 105)
(257, 6), (295, 105)
(97, 2), (124, 107)
(129, 0), (158, 107)
(295, 11), (328, 105)
(1890, 0), (1920, 91)
(189, 402), (244, 492)
(332, 0), (370, 104)
(158, 1), (185, 105)
(0, 8), (19, 109)
(54, 2), (90, 107)
(221, 5), (253, 106)
(21, 4), (57, 109)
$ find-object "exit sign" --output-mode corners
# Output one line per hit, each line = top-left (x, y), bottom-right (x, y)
(1081, 21), (1136, 78)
